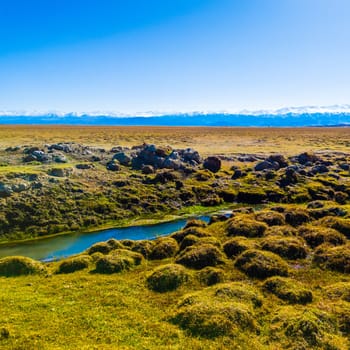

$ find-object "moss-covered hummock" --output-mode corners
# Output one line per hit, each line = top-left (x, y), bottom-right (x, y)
(147, 264), (189, 292)
(0, 256), (46, 277)
(234, 249), (289, 279)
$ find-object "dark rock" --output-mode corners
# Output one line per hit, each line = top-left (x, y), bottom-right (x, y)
(53, 154), (67, 163)
(296, 152), (320, 165)
(0, 183), (12, 198)
(113, 152), (131, 166)
(266, 154), (288, 168)
(48, 168), (72, 177)
(49, 143), (72, 153)
(238, 155), (258, 162)
(203, 156), (221, 173)
(76, 163), (94, 170)
(339, 163), (350, 171)
(106, 160), (120, 171)
(232, 169), (245, 179)
(142, 165), (155, 174)
(311, 164), (329, 174)
(254, 161), (279, 171)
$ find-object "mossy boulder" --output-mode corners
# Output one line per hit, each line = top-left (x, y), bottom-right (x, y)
(313, 245), (350, 273)
(147, 264), (189, 293)
(223, 236), (255, 258)
(176, 243), (225, 270)
(262, 276), (313, 304)
(198, 267), (225, 286)
(298, 225), (346, 248)
(255, 211), (286, 226)
(0, 256), (46, 277)
(234, 249), (289, 279)
(149, 237), (179, 260)
(56, 255), (92, 274)
(95, 249), (143, 274)
(226, 216), (268, 238)
(260, 236), (308, 260)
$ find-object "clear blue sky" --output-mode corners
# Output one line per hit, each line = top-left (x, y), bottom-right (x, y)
(0, 0), (349, 114)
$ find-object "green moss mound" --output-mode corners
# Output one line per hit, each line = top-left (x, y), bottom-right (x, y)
(183, 219), (207, 229)
(226, 216), (268, 238)
(95, 249), (143, 274)
(87, 242), (111, 255)
(234, 249), (289, 279)
(170, 227), (211, 243)
(313, 245), (350, 273)
(56, 255), (92, 274)
(331, 302), (350, 335)
(260, 236), (308, 260)
(271, 307), (344, 349)
(172, 302), (256, 338)
(175, 243), (225, 270)
(213, 282), (263, 307)
(147, 264), (189, 293)
(223, 236), (255, 258)
(179, 234), (199, 251)
(0, 256), (46, 277)
(149, 237), (179, 260)
(198, 267), (225, 286)
(285, 207), (311, 227)
(262, 276), (312, 304)
(316, 216), (350, 238)
(324, 282), (350, 302)
(106, 238), (125, 250)
(264, 225), (297, 237)
(131, 240), (154, 258)
(255, 210), (286, 226)
(298, 225), (346, 248)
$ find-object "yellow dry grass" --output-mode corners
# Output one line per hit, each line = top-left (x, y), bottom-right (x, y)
(0, 126), (349, 156)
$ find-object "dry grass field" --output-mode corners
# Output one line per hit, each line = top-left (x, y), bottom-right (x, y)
(0, 126), (349, 156)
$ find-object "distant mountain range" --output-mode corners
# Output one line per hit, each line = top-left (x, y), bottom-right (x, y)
(0, 106), (350, 127)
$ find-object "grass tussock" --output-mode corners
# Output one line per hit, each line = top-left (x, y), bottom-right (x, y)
(175, 243), (225, 270)
(56, 255), (92, 274)
(146, 264), (189, 292)
(226, 216), (268, 238)
(260, 235), (308, 259)
(234, 249), (289, 279)
(0, 256), (46, 277)
(262, 276), (313, 304)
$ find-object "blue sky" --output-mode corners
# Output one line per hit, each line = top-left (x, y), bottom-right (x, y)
(0, 0), (349, 114)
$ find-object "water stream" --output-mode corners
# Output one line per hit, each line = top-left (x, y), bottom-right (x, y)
(0, 215), (211, 261)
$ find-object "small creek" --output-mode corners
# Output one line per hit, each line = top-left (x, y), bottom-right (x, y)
(0, 215), (211, 261)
